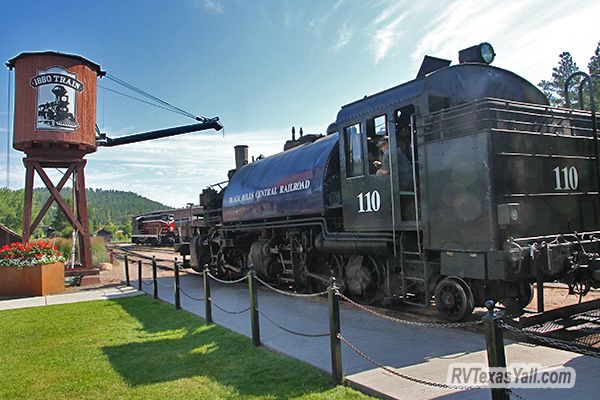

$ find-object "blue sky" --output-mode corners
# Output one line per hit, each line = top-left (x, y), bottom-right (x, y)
(1, 0), (599, 206)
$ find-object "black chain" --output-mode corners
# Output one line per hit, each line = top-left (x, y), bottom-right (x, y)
(210, 299), (251, 315)
(155, 279), (174, 288)
(179, 287), (205, 302)
(257, 309), (329, 338)
(337, 292), (482, 328)
(254, 276), (329, 298)
(500, 321), (600, 358)
(206, 272), (248, 284)
(338, 334), (477, 390)
(508, 388), (528, 400)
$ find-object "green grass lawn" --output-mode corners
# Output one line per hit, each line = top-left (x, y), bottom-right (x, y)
(0, 296), (371, 400)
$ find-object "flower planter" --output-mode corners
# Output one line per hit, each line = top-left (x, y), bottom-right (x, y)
(0, 262), (65, 297)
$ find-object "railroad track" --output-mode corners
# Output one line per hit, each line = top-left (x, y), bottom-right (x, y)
(108, 244), (185, 269)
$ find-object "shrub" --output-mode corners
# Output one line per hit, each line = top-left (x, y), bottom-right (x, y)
(42, 237), (109, 267)
(91, 237), (110, 265)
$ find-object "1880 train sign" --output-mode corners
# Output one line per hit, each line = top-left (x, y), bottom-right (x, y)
(30, 66), (84, 131)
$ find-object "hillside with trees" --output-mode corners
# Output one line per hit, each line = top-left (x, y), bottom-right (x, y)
(0, 187), (170, 238)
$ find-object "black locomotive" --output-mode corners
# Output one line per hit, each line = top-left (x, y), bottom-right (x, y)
(187, 43), (600, 320)
(37, 84), (78, 128)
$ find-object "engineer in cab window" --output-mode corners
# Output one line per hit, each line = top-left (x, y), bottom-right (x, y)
(374, 136), (413, 189)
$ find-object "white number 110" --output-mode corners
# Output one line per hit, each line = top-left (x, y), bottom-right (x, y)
(357, 191), (381, 213)
(553, 166), (579, 190)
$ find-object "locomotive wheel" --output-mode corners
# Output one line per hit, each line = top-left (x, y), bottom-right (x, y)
(502, 283), (534, 317)
(434, 277), (475, 321)
(191, 241), (211, 273)
(223, 248), (248, 279)
(307, 255), (344, 293)
(517, 283), (534, 309)
(345, 256), (384, 305)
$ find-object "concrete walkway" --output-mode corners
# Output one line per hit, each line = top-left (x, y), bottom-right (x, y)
(138, 273), (600, 400)
(2, 276), (598, 399)
(0, 285), (142, 311)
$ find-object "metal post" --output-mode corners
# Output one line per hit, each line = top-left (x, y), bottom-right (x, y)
(124, 255), (130, 286)
(248, 266), (261, 346)
(483, 300), (510, 400)
(328, 276), (343, 385)
(174, 257), (181, 310)
(534, 251), (545, 313)
(138, 260), (142, 291)
(152, 256), (158, 299)
(203, 265), (212, 324)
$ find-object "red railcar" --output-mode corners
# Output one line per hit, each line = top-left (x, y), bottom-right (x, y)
(131, 212), (176, 246)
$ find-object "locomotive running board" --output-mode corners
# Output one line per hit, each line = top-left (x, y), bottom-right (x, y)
(517, 298), (600, 328)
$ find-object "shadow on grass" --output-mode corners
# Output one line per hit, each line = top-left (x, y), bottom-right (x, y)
(103, 296), (331, 398)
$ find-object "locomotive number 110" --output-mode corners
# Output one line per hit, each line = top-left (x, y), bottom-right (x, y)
(357, 190), (381, 213)
(553, 166), (579, 191)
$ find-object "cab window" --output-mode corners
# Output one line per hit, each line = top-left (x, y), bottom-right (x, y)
(345, 123), (364, 177)
(366, 115), (387, 175)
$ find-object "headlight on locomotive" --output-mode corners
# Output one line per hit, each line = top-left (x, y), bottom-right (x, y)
(459, 42), (496, 64)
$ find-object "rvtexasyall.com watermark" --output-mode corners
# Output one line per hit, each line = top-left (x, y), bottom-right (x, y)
(447, 363), (576, 389)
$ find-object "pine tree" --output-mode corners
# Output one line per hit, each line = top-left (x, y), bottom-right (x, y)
(588, 41), (600, 108)
(538, 52), (582, 108)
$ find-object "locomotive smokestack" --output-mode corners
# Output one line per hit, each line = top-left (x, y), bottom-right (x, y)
(234, 145), (248, 169)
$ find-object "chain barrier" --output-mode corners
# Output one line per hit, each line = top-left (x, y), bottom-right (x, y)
(499, 321), (600, 358)
(179, 286), (205, 302)
(508, 388), (528, 400)
(254, 275), (329, 298)
(338, 333), (477, 391)
(257, 309), (329, 338)
(206, 272), (248, 285)
(155, 279), (174, 288)
(210, 299), (251, 315)
(337, 292), (482, 328)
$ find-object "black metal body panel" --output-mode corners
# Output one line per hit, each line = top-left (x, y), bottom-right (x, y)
(421, 132), (495, 251)
(419, 98), (600, 279)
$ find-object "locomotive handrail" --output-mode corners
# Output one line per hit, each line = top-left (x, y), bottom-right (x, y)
(565, 72), (599, 203)
(420, 98), (600, 143)
(224, 216), (397, 241)
(510, 230), (600, 245)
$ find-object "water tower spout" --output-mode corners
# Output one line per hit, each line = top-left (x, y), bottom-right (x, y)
(96, 118), (223, 147)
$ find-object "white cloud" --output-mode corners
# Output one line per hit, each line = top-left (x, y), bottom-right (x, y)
(190, 0), (224, 14)
(330, 21), (354, 52)
(405, 0), (600, 84)
(372, 14), (406, 64)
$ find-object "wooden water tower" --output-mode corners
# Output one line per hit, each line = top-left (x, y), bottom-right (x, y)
(7, 51), (104, 271)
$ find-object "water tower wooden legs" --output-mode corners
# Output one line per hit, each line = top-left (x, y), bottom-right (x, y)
(21, 157), (93, 270)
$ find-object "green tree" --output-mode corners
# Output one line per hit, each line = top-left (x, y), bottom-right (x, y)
(0, 188), (24, 234)
(538, 51), (582, 108)
(589, 41), (600, 107)
(51, 200), (74, 238)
